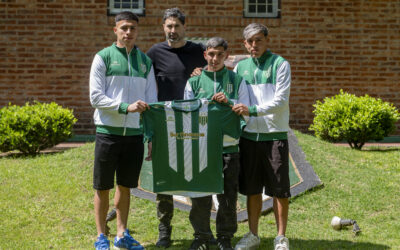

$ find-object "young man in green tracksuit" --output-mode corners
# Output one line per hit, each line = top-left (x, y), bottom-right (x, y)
(89, 11), (157, 250)
(184, 37), (250, 250)
(232, 23), (291, 250)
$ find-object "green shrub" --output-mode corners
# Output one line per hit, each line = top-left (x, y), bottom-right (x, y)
(0, 101), (77, 154)
(309, 90), (400, 150)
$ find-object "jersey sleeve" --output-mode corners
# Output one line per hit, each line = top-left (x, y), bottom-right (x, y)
(142, 108), (154, 142)
(218, 104), (242, 139)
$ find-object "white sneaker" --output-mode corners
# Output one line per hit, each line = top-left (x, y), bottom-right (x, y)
(234, 232), (260, 250)
(274, 235), (289, 250)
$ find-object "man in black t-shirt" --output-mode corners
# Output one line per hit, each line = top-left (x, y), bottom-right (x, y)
(146, 8), (207, 248)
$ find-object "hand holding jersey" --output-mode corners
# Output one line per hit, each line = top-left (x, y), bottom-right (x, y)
(127, 100), (150, 113)
(211, 92), (228, 104)
(232, 103), (249, 116)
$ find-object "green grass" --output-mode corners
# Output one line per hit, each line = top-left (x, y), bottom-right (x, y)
(0, 131), (399, 249)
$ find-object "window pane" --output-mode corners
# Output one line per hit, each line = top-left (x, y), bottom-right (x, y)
(249, 4), (256, 12)
(258, 4), (266, 13)
(249, 0), (256, 3)
(257, 0), (266, 4)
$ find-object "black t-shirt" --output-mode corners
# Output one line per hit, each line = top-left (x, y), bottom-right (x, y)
(147, 41), (207, 101)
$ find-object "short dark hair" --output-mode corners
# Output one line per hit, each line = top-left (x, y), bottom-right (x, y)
(115, 11), (139, 24)
(206, 37), (228, 50)
(163, 8), (185, 25)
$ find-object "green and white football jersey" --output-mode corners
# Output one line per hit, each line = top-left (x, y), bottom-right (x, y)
(143, 99), (242, 197)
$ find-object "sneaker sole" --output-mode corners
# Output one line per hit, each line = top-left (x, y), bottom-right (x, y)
(113, 246), (145, 250)
(113, 246), (127, 250)
(235, 245), (260, 250)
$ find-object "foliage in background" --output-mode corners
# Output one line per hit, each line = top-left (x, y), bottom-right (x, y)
(0, 101), (77, 154)
(309, 90), (400, 150)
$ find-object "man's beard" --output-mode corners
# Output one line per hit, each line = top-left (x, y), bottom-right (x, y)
(167, 34), (182, 43)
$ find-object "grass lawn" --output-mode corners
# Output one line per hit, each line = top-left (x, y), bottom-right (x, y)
(0, 130), (399, 249)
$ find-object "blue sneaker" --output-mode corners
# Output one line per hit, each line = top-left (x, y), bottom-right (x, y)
(95, 233), (110, 250)
(113, 229), (144, 250)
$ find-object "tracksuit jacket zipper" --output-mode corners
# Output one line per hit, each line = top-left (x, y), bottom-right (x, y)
(254, 58), (260, 141)
(123, 48), (132, 136)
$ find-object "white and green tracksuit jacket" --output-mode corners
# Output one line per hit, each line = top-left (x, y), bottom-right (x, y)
(183, 66), (250, 153)
(89, 43), (158, 136)
(234, 50), (291, 141)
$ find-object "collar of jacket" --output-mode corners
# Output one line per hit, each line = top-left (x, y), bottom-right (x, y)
(202, 66), (228, 78)
(252, 50), (272, 64)
(112, 43), (138, 56)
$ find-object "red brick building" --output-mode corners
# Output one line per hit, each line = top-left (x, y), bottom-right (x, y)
(1, 0), (399, 135)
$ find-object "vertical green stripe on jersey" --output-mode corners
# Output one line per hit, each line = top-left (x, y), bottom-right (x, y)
(191, 111), (200, 182)
(174, 107), (185, 181)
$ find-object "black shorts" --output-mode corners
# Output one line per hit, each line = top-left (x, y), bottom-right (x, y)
(93, 133), (144, 190)
(239, 137), (291, 198)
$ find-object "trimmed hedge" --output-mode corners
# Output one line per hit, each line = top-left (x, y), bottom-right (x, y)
(0, 101), (77, 154)
(309, 90), (400, 150)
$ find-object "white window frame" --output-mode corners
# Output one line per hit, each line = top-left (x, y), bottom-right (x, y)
(244, 0), (280, 18)
(108, 0), (145, 16)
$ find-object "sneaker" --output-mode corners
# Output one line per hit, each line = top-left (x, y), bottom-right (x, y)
(234, 232), (260, 250)
(189, 238), (209, 250)
(113, 229), (144, 250)
(274, 235), (289, 250)
(95, 233), (110, 250)
(156, 237), (171, 248)
(156, 227), (172, 248)
(217, 237), (233, 250)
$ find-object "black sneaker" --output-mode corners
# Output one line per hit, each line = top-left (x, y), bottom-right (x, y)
(156, 237), (171, 248)
(217, 237), (233, 250)
(156, 226), (172, 248)
(189, 238), (209, 250)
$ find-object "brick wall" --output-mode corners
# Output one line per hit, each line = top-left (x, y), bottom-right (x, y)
(1, 0), (399, 135)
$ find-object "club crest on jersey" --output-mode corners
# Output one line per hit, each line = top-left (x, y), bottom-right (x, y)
(263, 67), (271, 79)
(140, 63), (147, 73)
(243, 70), (249, 76)
(226, 83), (233, 94)
(199, 112), (208, 126)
